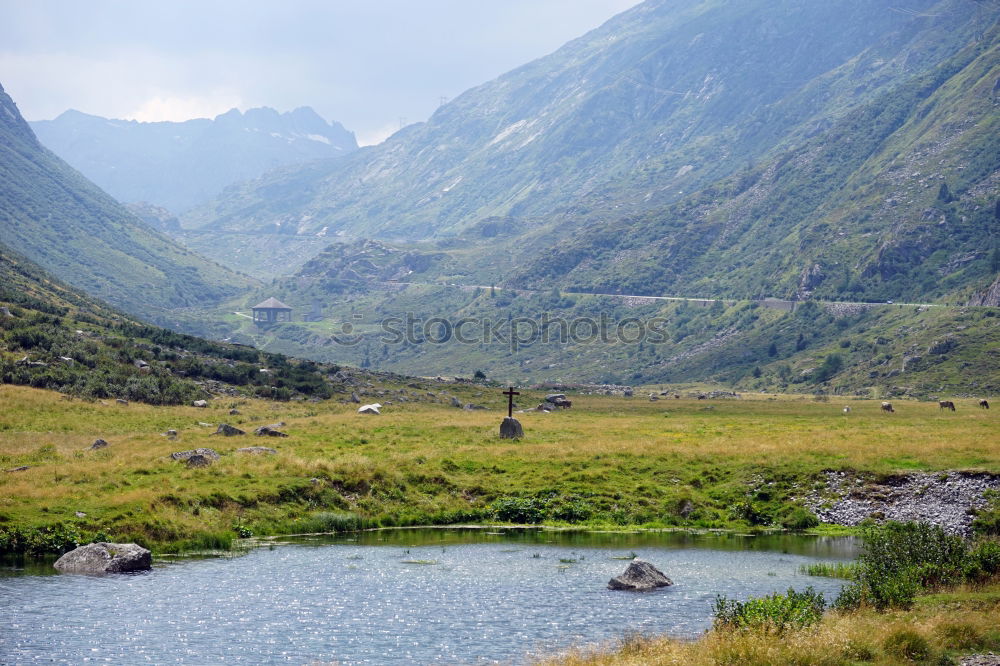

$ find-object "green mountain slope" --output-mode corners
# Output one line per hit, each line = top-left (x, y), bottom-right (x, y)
(0, 243), (340, 404)
(0, 83), (250, 323)
(510, 28), (1000, 304)
(185, 0), (991, 243)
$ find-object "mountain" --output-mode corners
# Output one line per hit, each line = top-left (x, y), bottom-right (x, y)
(0, 241), (340, 404)
(184, 0), (994, 243)
(198, 1), (1000, 395)
(31, 106), (357, 214)
(0, 82), (249, 322)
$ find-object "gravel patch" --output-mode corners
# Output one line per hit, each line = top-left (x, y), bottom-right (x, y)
(805, 471), (999, 536)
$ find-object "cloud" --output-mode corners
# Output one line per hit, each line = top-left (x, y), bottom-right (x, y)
(127, 91), (245, 122)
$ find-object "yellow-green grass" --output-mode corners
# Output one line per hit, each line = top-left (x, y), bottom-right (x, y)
(538, 584), (1000, 665)
(0, 385), (996, 553)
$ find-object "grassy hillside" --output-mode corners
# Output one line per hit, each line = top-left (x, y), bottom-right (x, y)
(0, 244), (355, 405)
(0, 82), (250, 323)
(1, 386), (996, 557)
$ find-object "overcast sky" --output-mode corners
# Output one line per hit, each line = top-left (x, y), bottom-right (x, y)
(0, 1), (641, 145)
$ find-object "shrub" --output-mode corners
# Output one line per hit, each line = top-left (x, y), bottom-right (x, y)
(491, 496), (547, 524)
(883, 629), (931, 661)
(729, 499), (770, 526)
(836, 522), (970, 611)
(713, 587), (826, 634)
(780, 506), (819, 530)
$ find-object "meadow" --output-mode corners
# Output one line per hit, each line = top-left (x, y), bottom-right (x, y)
(0, 384), (996, 555)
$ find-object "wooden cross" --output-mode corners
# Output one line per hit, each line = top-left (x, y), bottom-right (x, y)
(503, 386), (520, 418)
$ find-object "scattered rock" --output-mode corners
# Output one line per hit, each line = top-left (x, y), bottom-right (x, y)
(358, 403), (381, 414)
(192, 400), (208, 408)
(237, 446), (278, 455)
(171, 448), (220, 462)
(6, 466), (30, 472)
(500, 416), (523, 439)
(254, 425), (288, 437)
(806, 471), (1000, 536)
(350, 392), (361, 403)
(608, 559), (673, 591)
(545, 394), (567, 403)
(186, 454), (213, 468)
(214, 423), (245, 436)
(197, 422), (213, 427)
(0, 306), (11, 317)
(75, 511), (86, 518)
(53, 542), (152, 573)
(89, 439), (109, 450)
(450, 396), (463, 408)
(623, 388), (634, 397)
(229, 408), (241, 415)
(115, 399), (128, 406)
(164, 429), (178, 439)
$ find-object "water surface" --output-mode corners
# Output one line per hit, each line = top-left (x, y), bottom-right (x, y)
(1, 528), (855, 664)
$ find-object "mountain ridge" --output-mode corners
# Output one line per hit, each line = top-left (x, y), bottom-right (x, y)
(30, 105), (357, 214)
(0, 82), (251, 323)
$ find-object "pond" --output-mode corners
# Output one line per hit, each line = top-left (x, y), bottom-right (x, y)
(0, 528), (856, 664)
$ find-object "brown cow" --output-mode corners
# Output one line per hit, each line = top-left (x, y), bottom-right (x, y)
(939, 400), (956, 411)
(881, 401), (894, 413)
(980, 399), (990, 410)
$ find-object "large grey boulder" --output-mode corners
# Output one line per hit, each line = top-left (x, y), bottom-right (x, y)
(254, 425), (288, 437)
(499, 417), (523, 439)
(545, 394), (566, 403)
(186, 454), (212, 467)
(192, 400), (208, 408)
(214, 423), (245, 436)
(54, 542), (152, 573)
(358, 403), (381, 414)
(170, 448), (220, 462)
(608, 559), (673, 591)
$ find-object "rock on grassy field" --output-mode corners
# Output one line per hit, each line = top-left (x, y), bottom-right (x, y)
(0, 385), (996, 556)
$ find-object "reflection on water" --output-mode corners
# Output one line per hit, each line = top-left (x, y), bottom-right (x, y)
(0, 528), (856, 665)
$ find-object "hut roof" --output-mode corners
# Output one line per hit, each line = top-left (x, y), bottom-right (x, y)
(251, 297), (292, 310)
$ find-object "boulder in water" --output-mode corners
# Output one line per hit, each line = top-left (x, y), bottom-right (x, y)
(608, 558), (673, 591)
(54, 542), (151, 574)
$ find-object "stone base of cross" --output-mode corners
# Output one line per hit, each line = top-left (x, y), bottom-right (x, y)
(500, 416), (523, 439)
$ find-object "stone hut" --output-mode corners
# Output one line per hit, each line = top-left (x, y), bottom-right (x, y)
(251, 297), (292, 325)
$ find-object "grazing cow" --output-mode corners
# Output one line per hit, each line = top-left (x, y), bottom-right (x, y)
(843, 406), (851, 414)
(881, 401), (894, 413)
(939, 400), (956, 411)
(980, 399), (990, 410)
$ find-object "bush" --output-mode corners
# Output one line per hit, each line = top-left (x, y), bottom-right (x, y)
(780, 506), (819, 530)
(729, 499), (771, 526)
(713, 587), (826, 634)
(491, 496), (546, 524)
(883, 629), (931, 662)
(836, 522), (971, 611)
